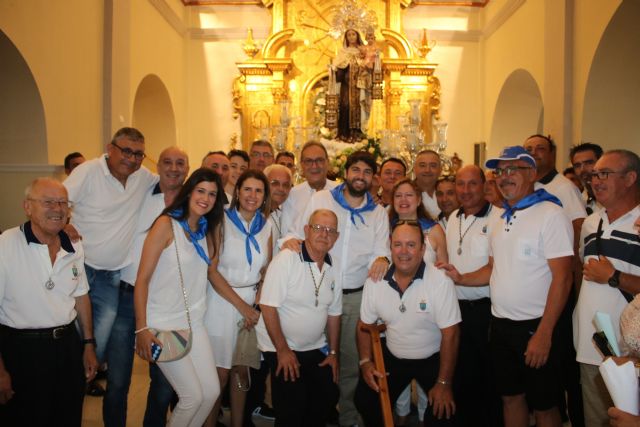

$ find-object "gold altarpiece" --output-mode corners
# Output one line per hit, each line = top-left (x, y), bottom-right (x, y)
(232, 0), (441, 149)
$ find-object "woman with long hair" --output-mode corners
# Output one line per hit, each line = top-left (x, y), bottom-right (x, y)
(205, 169), (272, 427)
(389, 177), (448, 264)
(134, 168), (226, 427)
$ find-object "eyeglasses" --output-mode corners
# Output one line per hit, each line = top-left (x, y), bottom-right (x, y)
(111, 142), (146, 160)
(437, 175), (455, 183)
(492, 166), (533, 177)
(590, 170), (627, 181)
(309, 224), (338, 236)
(251, 151), (274, 159)
(302, 157), (327, 167)
(28, 198), (73, 209)
(391, 219), (421, 231)
(270, 179), (291, 189)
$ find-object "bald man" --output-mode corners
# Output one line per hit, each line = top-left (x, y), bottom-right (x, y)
(121, 146), (189, 426)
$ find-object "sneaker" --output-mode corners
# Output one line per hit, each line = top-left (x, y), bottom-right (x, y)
(252, 405), (276, 421)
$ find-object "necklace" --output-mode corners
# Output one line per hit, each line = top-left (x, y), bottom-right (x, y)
(308, 263), (326, 307)
(457, 214), (478, 255)
(45, 277), (55, 290)
(270, 210), (282, 235)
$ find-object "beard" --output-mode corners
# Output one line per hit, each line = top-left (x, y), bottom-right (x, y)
(345, 178), (370, 197)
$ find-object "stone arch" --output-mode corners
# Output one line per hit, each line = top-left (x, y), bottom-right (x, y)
(132, 74), (177, 167)
(489, 69), (543, 157)
(582, 0), (640, 153)
(0, 30), (47, 164)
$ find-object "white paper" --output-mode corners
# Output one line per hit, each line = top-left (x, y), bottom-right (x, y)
(594, 311), (621, 356)
(599, 358), (639, 415)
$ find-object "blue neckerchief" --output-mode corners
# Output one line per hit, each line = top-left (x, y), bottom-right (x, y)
(225, 208), (266, 266)
(501, 189), (562, 224)
(169, 209), (210, 265)
(330, 183), (377, 226)
(390, 217), (437, 233)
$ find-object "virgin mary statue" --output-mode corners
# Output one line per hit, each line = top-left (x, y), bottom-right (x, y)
(332, 29), (368, 142)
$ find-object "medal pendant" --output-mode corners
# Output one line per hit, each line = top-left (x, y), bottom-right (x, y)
(45, 279), (55, 290)
(399, 303), (406, 313)
(457, 247), (462, 255)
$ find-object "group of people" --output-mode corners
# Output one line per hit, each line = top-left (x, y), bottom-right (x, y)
(0, 127), (639, 427)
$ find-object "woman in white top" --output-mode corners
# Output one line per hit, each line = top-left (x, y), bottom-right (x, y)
(387, 177), (448, 425)
(205, 169), (272, 427)
(134, 168), (226, 427)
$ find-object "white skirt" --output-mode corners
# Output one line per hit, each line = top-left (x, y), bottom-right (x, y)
(204, 285), (257, 369)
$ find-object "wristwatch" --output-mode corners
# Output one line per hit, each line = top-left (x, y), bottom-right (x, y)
(608, 270), (621, 288)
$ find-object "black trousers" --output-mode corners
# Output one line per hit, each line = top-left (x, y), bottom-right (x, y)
(0, 323), (85, 427)
(354, 345), (455, 427)
(264, 349), (338, 427)
(454, 298), (502, 427)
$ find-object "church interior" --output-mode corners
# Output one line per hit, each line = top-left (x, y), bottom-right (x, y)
(1, 0), (639, 230)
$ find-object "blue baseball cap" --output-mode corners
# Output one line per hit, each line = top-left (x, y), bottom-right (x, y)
(485, 146), (536, 169)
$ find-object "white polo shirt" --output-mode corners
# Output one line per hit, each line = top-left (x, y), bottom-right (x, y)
(445, 203), (494, 301)
(279, 179), (338, 241)
(268, 207), (283, 257)
(120, 183), (165, 285)
(535, 171), (587, 222)
(360, 262), (461, 359)
(422, 191), (441, 219)
(574, 206), (640, 365)
(64, 155), (157, 270)
(285, 188), (390, 291)
(256, 243), (342, 352)
(488, 200), (574, 320)
(0, 223), (89, 329)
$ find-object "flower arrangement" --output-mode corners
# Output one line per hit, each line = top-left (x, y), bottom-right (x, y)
(321, 137), (383, 179)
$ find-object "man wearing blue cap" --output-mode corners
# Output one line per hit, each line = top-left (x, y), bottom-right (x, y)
(440, 146), (574, 427)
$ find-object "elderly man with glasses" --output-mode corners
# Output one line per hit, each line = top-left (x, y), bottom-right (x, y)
(442, 146), (574, 427)
(573, 149), (640, 427)
(63, 127), (157, 427)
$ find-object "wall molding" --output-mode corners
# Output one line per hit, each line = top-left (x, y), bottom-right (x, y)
(0, 164), (62, 173)
(149, 0), (187, 36)
(190, 27), (271, 40)
(482, 0), (525, 40)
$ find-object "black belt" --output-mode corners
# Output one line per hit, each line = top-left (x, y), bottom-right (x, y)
(459, 297), (490, 308)
(1, 322), (75, 340)
(343, 286), (364, 295)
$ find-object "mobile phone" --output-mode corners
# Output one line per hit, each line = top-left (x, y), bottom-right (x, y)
(593, 331), (614, 357)
(151, 342), (163, 361)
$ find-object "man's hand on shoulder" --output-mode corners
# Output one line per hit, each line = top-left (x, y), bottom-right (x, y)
(63, 224), (82, 243)
(281, 239), (303, 253)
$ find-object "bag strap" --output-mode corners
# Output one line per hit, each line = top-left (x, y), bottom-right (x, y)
(171, 220), (192, 331)
(596, 218), (633, 303)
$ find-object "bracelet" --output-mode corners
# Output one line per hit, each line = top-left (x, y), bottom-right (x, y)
(376, 256), (390, 265)
(359, 358), (371, 366)
(329, 350), (337, 356)
(134, 326), (149, 335)
(82, 338), (97, 346)
(436, 378), (451, 386)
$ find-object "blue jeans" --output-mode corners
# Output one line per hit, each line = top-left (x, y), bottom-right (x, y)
(143, 362), (176, 427)
(85, 265), (135, 427)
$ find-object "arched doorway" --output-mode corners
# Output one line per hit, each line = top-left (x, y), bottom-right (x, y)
(132, 74), (177, 168)
(582, 0), (640, 152)
(0, 30), (47, 164)
(489, 69), (543, 157)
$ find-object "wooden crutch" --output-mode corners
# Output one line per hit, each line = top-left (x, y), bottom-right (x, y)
(361, 323), (393, 427)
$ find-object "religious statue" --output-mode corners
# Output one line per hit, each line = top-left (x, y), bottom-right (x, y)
(332, 29), (371, 142)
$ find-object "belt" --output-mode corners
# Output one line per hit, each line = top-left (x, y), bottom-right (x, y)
(1, 322), (75, 340)
(343, 286), (364, 295)
(459, 297), (490, 308)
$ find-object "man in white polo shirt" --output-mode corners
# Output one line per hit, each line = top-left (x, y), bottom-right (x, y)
(448, 146), (574, 427)
(63, 127), (157, 427)
(414, 149), (442, 219)
(0, 178), (98, 426)
(282, 150), (390, 427)
(354, 221), (461, 427)
(570, 142), (604, 215)
(279, 141), (338, 238)
(120, 146), (189, 427)
(264, 164), (293, 257)
(257, 209), (341, 426)
(573, 149), (640, 427)
(438, 164), (499, 427)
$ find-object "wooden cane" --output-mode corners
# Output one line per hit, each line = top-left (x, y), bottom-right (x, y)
(361, 323), (393, 427)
